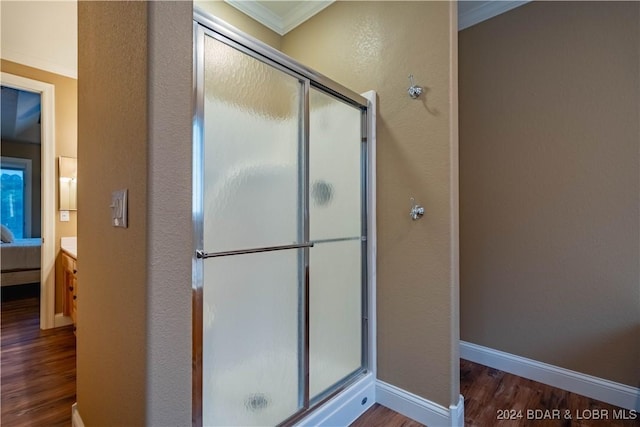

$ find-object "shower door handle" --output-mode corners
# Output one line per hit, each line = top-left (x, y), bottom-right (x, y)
(196, 242), (314, 259)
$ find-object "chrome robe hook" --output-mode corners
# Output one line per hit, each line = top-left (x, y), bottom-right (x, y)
(407, 74), (423, 99)
(409, 197), (425, 220)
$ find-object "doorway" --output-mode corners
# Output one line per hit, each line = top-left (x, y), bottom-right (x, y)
(0, 73), (56, 330)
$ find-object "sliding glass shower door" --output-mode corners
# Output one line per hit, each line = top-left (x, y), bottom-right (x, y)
(200, 33), (304, 427)
(308, 87), (364, 401)
(194, 18), (369, 426)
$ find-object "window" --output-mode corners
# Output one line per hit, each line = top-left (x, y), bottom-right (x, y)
(1, 157), (32, 239)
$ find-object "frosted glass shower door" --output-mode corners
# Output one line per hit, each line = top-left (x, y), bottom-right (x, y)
(200, 33), (305, 426)
(195, 18), (371, 426)
(308, 88), (364, 400)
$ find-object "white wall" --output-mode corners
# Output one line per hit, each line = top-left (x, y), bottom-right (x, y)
(1, 0), (77, 78)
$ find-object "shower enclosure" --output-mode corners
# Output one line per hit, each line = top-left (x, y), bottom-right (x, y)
(193, 10), (375, 426)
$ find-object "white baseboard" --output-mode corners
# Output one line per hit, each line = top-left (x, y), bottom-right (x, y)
(71, 403), (85, 427)
(296, 374), (376, 427)
(450, 394), (465, 427)
(460, 341), (640, 412)
(54, 313), (73, 328)
(376, 380), (464, 427)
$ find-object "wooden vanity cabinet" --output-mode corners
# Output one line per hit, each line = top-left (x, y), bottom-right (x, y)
(62, 251), (78, 328)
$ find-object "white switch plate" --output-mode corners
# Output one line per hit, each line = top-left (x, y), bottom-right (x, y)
(111, 189), (128, 228)
(59, 210), (70, 222)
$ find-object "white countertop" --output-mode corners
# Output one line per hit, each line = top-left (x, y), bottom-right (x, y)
(61, 236), (77, 259)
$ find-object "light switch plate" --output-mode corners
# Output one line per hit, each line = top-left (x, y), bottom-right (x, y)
(59, 210), (70, 222)
(111, 189), (128, 228)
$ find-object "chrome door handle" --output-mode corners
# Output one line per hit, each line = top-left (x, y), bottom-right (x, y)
(196, 242), (314, 259)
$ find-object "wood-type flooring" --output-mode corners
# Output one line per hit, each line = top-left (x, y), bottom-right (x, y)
(2, 286), (637, 427)
(460, 358), (639, 427)
(1, 284), (75, 427)
(351, 359), (638, 427)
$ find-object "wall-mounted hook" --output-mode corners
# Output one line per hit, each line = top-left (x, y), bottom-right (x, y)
(409, 197), (425, 220)
(407, 74), (423, 99)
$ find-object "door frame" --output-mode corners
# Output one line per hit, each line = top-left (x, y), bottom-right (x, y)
(1, 72), (56, 330)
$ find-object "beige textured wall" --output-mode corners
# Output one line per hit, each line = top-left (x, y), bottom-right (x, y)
(460, 1), (640, 387)
(282, 1), (459, 406)
(0, 59), (77, 312)
(77, 2), (148, 425)
(146, 1), (193, 424)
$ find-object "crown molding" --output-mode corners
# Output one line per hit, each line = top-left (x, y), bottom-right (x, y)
(225, 0), (282, 35)
(280, 1), (333, 35)
(459, 1), (531, 31)
(225, 0), (334, 36)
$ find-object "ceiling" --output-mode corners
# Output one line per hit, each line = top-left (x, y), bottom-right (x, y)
(0, 86), (42, 145)
(0, 0), (77, 78)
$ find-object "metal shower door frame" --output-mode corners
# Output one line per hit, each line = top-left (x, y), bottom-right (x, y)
(192, 9), (370, 427)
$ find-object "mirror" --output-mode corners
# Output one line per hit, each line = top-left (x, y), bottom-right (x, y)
(59, 156), (77, 211)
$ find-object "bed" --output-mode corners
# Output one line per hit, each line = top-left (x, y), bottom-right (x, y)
(1, 238), (41, 287)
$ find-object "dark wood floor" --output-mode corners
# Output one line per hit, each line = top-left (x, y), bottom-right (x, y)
(460, 359), (639, 427)
(351, 403), (425, 427)
(352, 360), (639, 427)
(2, 289), (637, 427)
(1, 284), (76, 427)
